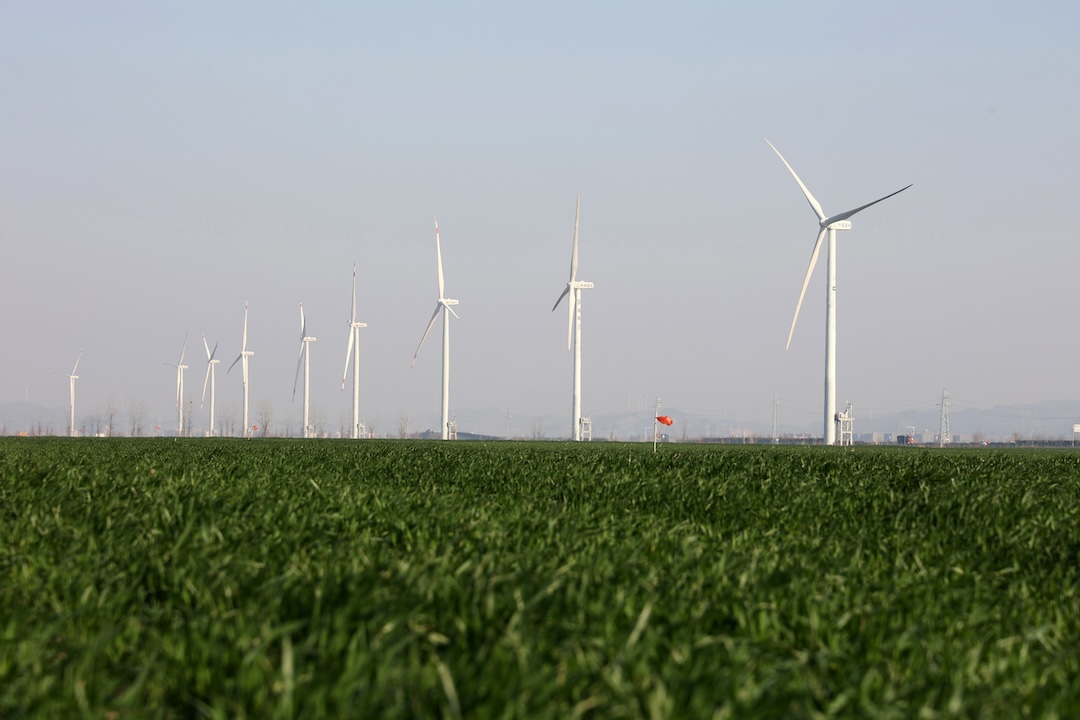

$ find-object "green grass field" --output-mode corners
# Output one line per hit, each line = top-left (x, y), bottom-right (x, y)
(3, 438), (1080, 718)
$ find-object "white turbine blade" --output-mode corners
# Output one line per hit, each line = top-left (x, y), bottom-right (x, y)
(551, 284), (570, 312)
(242, 356), (248, 386)
(443, 300), (461, 321)
(209, 341), (218, 361)
(411, 303), (441, 368)
(203, 336), (212, 360)
(178, 333), (188, 366)
(825, 184), (913, 226)
(567, 289), (575, 350)
(350, 264), (358, 323)
(292, 345), (304, 401)
(176, 368), (182, 406)
(242, 302), (249, 351)
(299, 303), (306, 339)
(570, 196), (580, 282)
(435, 220), (445, 299)
(201, 361), (212, 408)
(766, 139), (826, 223)
(786, 228), (827, 350)
(341, 330), (355, 389)
(71, 350), (83, 375)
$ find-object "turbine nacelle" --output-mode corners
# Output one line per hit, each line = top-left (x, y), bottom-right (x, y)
(822, 219), (852, 231)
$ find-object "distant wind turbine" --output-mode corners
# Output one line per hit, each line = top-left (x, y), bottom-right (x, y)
(201, 337), (220, 437)
(292, 303), (317, 438)
(166, 334), (189, 437)
(61, 350), (82, 437)
(766, 139), (911, 445)
(551, 196), (594, 441)
(227, 302), (255, 438)
(411, 220), (459, 440)
(341, 264), (368, 439)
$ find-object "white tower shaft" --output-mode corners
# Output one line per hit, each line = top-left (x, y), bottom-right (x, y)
(442, 305), (451, 441)
(825, 227), (837, 445)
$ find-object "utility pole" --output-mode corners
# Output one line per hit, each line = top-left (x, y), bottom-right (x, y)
(771, 393), (780, 444)
(938, 388), (951, 447)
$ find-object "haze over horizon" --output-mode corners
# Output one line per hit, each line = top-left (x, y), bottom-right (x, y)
(3, 2), (1079, 439)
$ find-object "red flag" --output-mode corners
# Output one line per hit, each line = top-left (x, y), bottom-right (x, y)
(253, 425), (259, 431)
(656, 415), (673, 426)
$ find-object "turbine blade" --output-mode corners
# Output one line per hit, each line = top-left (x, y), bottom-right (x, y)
(71, 350), (83, 375)
(444, 302), (461, 321)
(242, 356), (248, 386)
(411, 304), (441, 368)
(292, 345), (304, 401)
(203, 336), (212, 360)
(551, 284), (570, 312)
(351, 264), (357, 324)
(201, 361), (212, 408)
(825, 184), (913, 226)
(567, 289), (575, 350)
(766, 139), (826, 222)
(342, 330), (355, 389)
(178, 333), (188, 366)
(786, 228), (827, 350)
(176, 368), (182, 406)
(299, 303), (306, 339)
(435, 220), (445, 299)
(570, 196), (580, 282)
(227, 354), (242, 375)
(242, 302), (249, 351)
(210, 341), (218, 361)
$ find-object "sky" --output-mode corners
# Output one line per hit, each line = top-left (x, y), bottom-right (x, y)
(2, 1), (1079, 438)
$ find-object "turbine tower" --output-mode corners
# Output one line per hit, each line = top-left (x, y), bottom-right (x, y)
(201, 337), (220, 436)
(767, 140), (911, 445)
(411, 220), (459, 440)
(166, 335), (188, 437)
(62, 351), (82, 437)
(293, 303), (317, 439)
(341, 265), (368, 439)
(227, 302), (255, 438)
(551, 196), (594, 441)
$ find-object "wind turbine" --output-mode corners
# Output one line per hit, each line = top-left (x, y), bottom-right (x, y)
(341, 264), (368, 439)
(227, 302), (255, 438)
(62, 351), (82, 437)
(766, 139), (911, 445)
(293, 303), (317, 438)
(551, 196), (593, 441)
(166, 335), (189, 437)
(411, 220), (459, 440)
(201, 337), (220, 436)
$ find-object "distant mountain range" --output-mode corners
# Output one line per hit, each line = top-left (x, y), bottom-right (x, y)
(4, 399), (1079, 442)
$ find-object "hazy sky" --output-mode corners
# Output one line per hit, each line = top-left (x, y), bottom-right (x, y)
(2, 1), (1079, 436)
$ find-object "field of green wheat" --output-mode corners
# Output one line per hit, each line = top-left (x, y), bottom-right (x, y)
(3, 438), (1080, 718)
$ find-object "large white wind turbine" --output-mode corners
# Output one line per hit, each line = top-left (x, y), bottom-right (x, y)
(293, 303), (317, 438)
(201, 337), (220, 437)
(341, 265), (368, 439)
(411, 220), (460, 441)
(551, 196), (593, 441)
(62, 351), (82, 437)
(166, 335), (189, 437)
(767, 139), (911, 445)
(227, 302), (255, 438)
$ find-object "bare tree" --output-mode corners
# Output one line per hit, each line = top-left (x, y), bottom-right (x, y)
(129, 401), (146, 437)
(257, 401), (273, 437)
(105, 398), (117, 437)
(397, 413), (410, 439)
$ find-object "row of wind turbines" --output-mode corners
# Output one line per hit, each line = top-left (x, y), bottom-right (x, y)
(60, 141), (910, 443)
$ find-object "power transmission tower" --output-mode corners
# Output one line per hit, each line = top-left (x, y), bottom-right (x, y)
(939, 388), (951, 447)
(771, 394), (780, 444)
